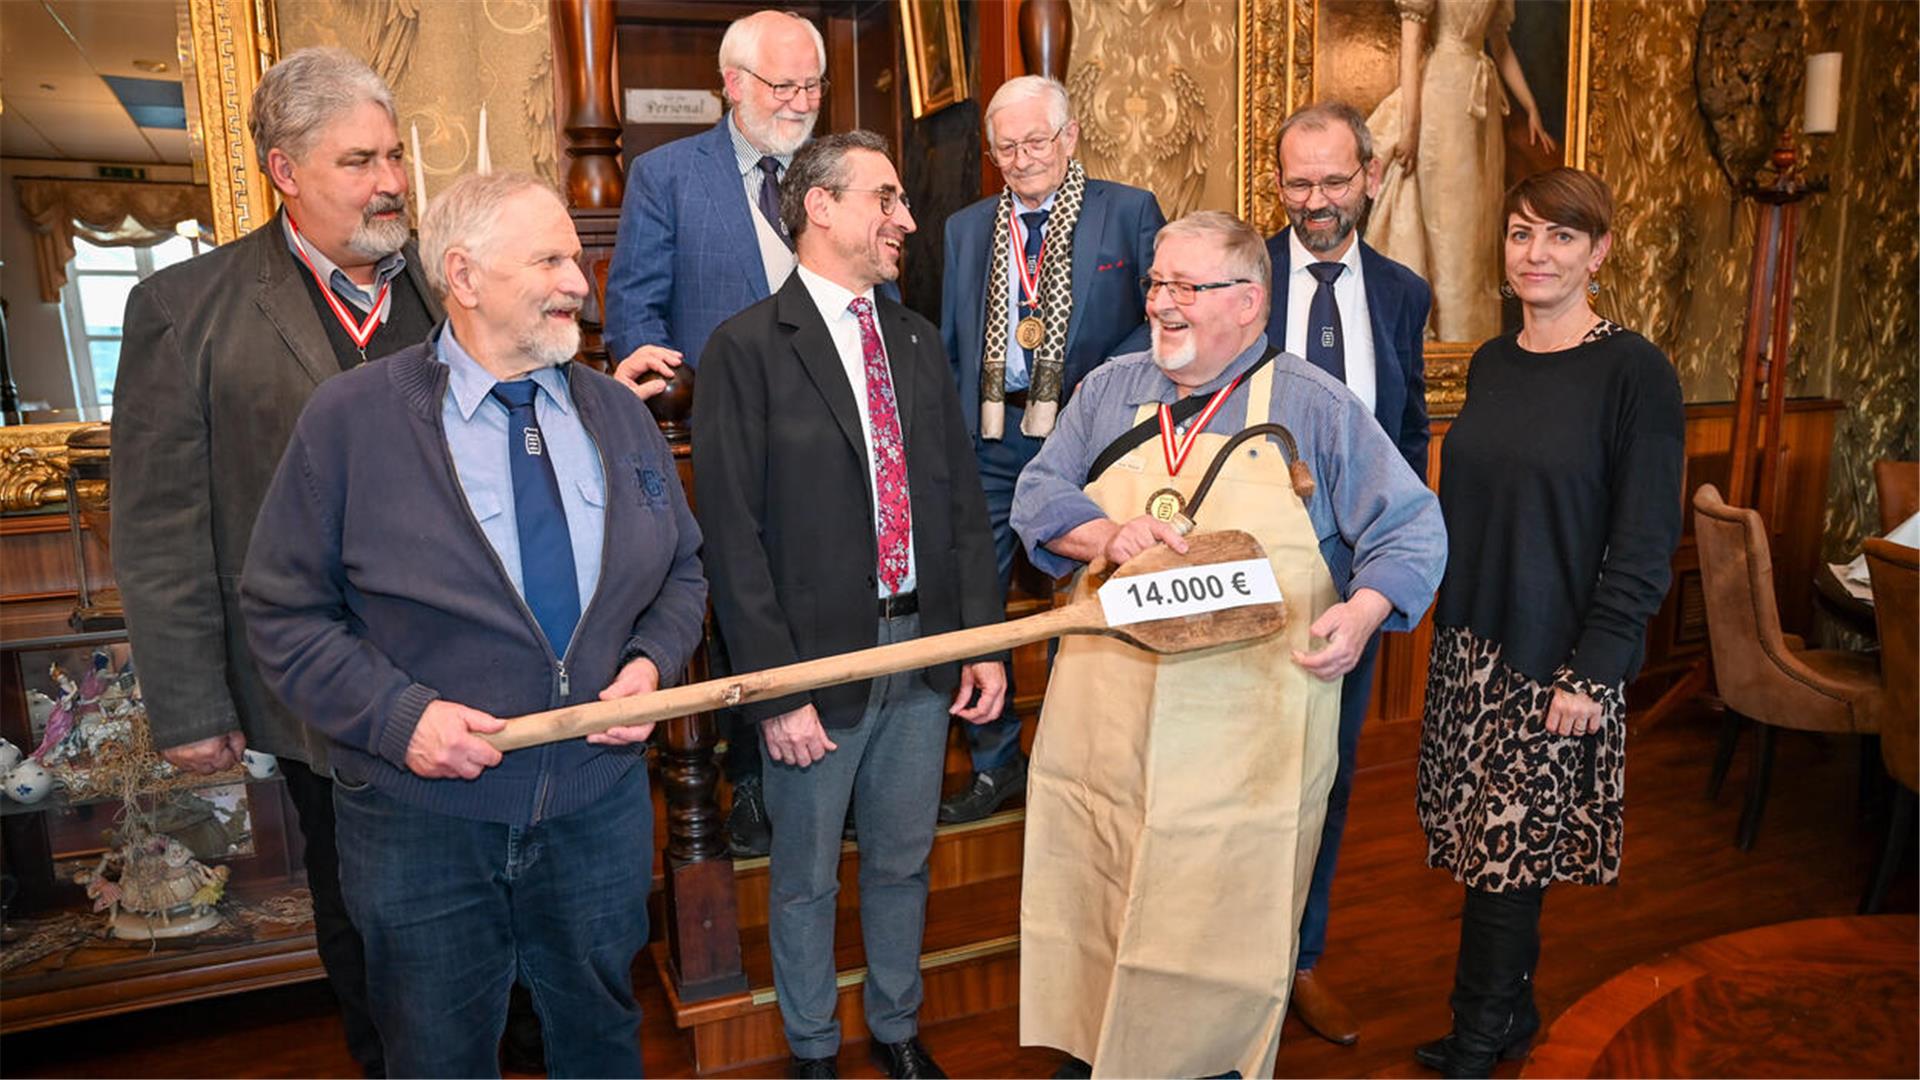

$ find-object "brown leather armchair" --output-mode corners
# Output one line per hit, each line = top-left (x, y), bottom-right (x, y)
(1875, 460), (1919, 534)
(1693, 484), (1883, 849)
(1861, 538), (1917, 913)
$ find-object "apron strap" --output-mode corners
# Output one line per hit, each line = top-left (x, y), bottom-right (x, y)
(1085, 345), (1280, 486)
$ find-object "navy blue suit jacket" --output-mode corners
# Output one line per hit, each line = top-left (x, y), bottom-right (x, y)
(940, 179), (1164, 434)
(1266, 228), (1432, 480)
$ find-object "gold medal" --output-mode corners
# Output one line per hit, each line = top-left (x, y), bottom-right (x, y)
(1015, 315), (1046, 351)
(1145, 487), (1187, 522)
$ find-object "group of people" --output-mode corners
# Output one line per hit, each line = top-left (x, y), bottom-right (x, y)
(108, 7), (1683, 1079)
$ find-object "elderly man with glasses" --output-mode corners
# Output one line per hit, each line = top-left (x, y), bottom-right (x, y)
(602, 9), (845, 858)
(935, 75), (1165, 826)
(1262, 100), (1435, 1047)
(1008, 210), (1444, 1080)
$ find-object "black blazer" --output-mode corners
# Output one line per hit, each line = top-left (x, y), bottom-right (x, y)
(693, 273), (1003, 727)
(1266, 229), (1433, 481)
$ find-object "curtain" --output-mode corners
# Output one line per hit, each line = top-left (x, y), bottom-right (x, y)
(14, 179), (216, 302)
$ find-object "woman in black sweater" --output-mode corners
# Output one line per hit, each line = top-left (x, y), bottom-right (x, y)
(1413, 168), (1685, 1077)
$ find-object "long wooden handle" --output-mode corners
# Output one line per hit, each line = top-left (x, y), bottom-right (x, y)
(484, 601), (1105, 752)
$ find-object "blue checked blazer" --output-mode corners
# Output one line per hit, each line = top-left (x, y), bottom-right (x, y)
(603, 118), (773, 369)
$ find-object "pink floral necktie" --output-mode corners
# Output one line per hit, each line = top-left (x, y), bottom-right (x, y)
(850, 296), (912, 593)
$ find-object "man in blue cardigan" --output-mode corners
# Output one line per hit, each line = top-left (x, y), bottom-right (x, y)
(1263, 100), (1434, 1046)
(242, 173), (706, 1077)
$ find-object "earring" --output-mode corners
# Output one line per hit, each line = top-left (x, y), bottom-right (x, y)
(1500, 281), (1516, 299)
(1587, 279), (1601, 297)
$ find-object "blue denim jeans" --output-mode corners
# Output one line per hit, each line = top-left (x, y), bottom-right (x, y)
(965, 407), (1045, 772)
(334, 764), (652, 1078)
(1295, 632), (1381, 972)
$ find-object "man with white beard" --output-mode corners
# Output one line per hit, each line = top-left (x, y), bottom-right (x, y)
(112, 46), (439, 1077)
(601, 10), (835, 855)
(241, 172), (707, 1077)
(1008, 211), (1443, 1079)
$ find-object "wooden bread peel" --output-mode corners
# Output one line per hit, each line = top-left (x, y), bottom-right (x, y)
(484, 530), (1286, 752)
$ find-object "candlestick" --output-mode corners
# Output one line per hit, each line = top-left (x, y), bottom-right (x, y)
(477, 105), (492, 175)
(1805, 52), (1842, 136)
(410, 121), (429, 216)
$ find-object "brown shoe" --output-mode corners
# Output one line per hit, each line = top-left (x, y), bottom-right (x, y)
(1291, 969), (1360, 1045)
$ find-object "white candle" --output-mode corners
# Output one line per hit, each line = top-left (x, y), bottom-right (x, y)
(410, 121), (428, 215)
(1805, 52), (1842, 135)
(476, 104), (492, 175)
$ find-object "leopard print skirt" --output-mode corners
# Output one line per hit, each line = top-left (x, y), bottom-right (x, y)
(1417, 625), (1626, 891)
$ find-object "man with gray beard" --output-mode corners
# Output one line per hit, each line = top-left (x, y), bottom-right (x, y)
(1262, 100), (1434, 1047)
(111, 46), (439, 1076)
(601, 8), (837, 858)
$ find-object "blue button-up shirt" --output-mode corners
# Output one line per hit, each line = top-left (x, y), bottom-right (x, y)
(435, 327), (607, 625)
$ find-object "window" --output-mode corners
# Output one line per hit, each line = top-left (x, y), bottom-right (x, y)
(60, 230), (205, 420)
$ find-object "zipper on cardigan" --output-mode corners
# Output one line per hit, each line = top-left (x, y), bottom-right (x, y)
(557, 661), (570, 698)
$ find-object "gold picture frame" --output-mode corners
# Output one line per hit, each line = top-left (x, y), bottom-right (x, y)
(1238, 0), (1595, 410)
(899, 0), (969, 119)
(181, 0), (281, 245)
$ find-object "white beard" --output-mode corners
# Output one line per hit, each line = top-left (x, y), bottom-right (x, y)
(1150, 322), (1197, 372)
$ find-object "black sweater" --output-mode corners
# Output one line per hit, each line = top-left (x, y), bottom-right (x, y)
(1434, 329), (1685, 687)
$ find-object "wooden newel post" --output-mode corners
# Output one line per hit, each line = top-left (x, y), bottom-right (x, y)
(557, 0), (624, 209)
(551, 0), (737, 1001)
(1018, 0), (1073, 81)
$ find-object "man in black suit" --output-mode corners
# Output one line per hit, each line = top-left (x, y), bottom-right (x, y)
(1263, 100), (1434, 1046)
(692, 130), (1005, 1080)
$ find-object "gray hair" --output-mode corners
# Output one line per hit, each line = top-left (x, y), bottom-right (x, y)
(718, 10), (826, 97)
(984, 75), (1072, 144)
(249, 47), (396, 172)
(418, 172), (560, 298)
(780, 129), (891, 240)
(1154, 211), (1273, 307)
(1274, 100), (1375, 174)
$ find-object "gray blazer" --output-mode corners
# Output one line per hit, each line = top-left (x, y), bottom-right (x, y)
(110, 212), (443, 767)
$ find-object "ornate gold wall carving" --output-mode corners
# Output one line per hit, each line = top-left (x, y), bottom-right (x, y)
(278, 0), (558, 190)
(1588, 0), (1917, 554)
(1066, 0), (1240, 219)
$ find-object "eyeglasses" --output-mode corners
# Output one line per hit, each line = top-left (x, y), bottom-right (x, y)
(834, 187), (911, 215)
(1140, 277), (1251, 305)
(1279, 166), (1363, 202)
(741, 67), (830, 103)
(990, 125), (1066, 164)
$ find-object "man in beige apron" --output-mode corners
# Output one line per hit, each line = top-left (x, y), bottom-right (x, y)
(1009, 211), (1447, 1078)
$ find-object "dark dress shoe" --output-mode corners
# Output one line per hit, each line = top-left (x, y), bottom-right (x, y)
(870, 1037), (947, 1078)
(1051, 1056), (1094, 1079)
(938, 757), (1027, 824)
(728, 777), (771, 858)
(788, 1054), (838, 1078)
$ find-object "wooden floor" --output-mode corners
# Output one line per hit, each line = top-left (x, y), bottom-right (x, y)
(6, 701), (1915, 1078)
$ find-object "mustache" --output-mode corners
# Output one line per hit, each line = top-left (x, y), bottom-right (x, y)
(363, 193), (409, 221)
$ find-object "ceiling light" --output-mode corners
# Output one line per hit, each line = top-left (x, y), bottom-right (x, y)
(133, 59), (170, 74)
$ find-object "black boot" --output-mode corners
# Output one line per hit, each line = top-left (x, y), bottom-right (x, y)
(1413, 886), (1543, 1078)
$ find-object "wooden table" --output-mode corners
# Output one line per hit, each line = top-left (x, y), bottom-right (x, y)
(1524, 914), (1918, 1078)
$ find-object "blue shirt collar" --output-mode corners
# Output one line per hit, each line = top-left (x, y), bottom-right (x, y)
(433, 323), (575, 422)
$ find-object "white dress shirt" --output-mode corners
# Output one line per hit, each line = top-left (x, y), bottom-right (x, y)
(1285, 229), (1377, 413)
(728, 113), (797, 293)
(794, 262), (918, 596)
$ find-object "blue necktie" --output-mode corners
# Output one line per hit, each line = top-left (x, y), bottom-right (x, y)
(1012, 208), (1049, 390)
(756, 156), (792, 251)
(1306, 260), (1346, 384)
(489, 380), (581, 657)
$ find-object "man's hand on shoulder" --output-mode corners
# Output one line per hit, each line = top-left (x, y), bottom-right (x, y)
(614, 345), (684, 400)
(405, 700), (505, 779)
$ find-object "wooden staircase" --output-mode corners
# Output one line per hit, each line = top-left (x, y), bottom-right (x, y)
(645, 593), (1055, 1074)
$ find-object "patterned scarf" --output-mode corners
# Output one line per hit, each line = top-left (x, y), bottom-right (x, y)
(979, 158), (1087, 440)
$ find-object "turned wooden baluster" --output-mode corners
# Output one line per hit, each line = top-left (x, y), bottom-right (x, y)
(551, 0), (740, 1002)
(1018, 0), (1073, 81)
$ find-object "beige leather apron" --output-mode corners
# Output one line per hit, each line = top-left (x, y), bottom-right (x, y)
(1019, 364), (1341, 1079)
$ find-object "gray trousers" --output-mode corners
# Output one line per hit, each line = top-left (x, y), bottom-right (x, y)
(763, 613), (950, 1057)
